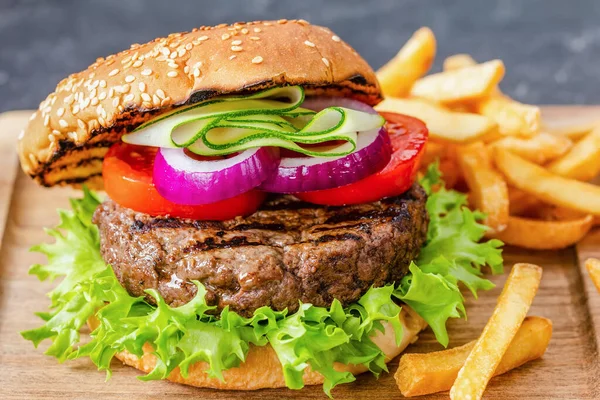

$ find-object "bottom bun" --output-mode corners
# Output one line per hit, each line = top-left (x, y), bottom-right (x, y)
(88, 305), (427, 390)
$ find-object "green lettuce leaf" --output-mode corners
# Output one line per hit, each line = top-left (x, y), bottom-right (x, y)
(21, 166), (503, 395)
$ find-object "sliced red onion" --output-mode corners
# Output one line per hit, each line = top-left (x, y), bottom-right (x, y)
(258, 127), (391, 193)
(154, 147), (280, 205)
(301, 96), (379, 114)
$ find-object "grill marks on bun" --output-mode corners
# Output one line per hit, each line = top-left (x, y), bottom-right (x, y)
(18, 20), (382, 188)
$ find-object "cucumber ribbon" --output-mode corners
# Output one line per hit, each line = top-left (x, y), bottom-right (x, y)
(122, 86), (385, 157)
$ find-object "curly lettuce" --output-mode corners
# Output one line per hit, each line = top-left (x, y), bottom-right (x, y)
(21, 166), (502, 396)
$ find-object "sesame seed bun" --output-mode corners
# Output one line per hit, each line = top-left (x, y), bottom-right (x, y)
(18, 19), (382, 188)
(88, 305), (426, 390)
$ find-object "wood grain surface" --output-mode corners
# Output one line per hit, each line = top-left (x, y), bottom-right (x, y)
(1, 108), (599, 399)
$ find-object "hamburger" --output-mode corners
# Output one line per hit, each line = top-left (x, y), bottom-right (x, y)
(19, 20), (503, 395)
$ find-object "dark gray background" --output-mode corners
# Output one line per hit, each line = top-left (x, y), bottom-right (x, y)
(1, 0), (599, 112)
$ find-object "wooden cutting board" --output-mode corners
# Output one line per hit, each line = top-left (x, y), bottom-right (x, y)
(1, 108), (599, 399)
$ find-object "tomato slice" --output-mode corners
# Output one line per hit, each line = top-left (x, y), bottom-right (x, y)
(103, 142), (266, 220)
(295, 113), (428, 206)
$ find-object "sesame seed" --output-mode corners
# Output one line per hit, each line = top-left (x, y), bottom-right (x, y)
(161, 97), (171, 107)
(77, 119), (86, 129)
(48, 134), (55, 143)
(253, 27), (262, 33)
(156, 55), (167, 62)
(52, 129), (60, 135)
(124, 75), (135, 83)
(90, 88), (97, 98)
(332, 35), (341, 42)
(29, 112), (37, 121)
(141, 93), (152, 102)
(59, 119), (68, 128)
(251, 56), (263, 64)
(231, 46), (243, 52)
(322, 57), (330, 67)
(139, 82), (146, 92)
(168, 61), (178, 68)
(142, 101), (153, 109)
(222, 33), (231, 40)
(167, 71), (178, 78)
(141, 68), (152, 76)
(169, 52), (177, 59)
(193, 67), (201, 77)
(178, 48), (186, 57)
(112, 98), (120, 107)
(231, 39), (242, 45)
(250, 36), (260, 41)
(185, 43), (193, 51)
(152, 94), (161, 106)
(18, 130), (25, 140)
(108, 68), (119, 77)
(132, 60), (143, 68)
(91, 98), (99, 106)
(72, 105), (80, 114)
(242, 28), (249, 34)
(198, 35), (209, 41)
(108, 88), (115, 98)
(156, 89), (166, 99)
(124, 93), (135, 102)
(99, 80), (107, 88)
(160, 47), (170, 56)
(184, 65), (190, 74)
(57, 108), (65, 117)
(304, 40), (315, 47)
(29, 154), (36, 164)
(98, 92), (107, 100)
(98, 117), (106, 127)
(277, 19), (288, 24)
(44, 115), (50, 126)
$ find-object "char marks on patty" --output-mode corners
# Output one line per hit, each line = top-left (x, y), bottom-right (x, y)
(93, 183), (429, 316)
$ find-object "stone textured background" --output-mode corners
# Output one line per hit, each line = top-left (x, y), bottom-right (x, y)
(1, 0), (599, 112)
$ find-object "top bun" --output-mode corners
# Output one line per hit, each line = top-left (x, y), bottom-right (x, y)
(18, 19), (382, 188)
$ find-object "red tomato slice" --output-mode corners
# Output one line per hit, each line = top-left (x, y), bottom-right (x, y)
(295, 113), (428, 206)
(103, 142), (266, 220)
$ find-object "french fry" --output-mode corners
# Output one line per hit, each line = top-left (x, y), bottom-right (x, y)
(478, 94), (541, 137)
(457, 142), (509, 233)
(438, 157), (461, 189)
(410, 60), (505, 105)
(375, 97), (497, 142)
(396, 316), (552, 397)
(586, 258), (600, 293)
(491, 215), (593, 250)
(443, 54), (477, 71)
(491, 132), (572, 164)
(450, 263), (542, 400)
(547, 127), (600, 181)
(525, 203), (587, 221)
(545, 120), (599, 140)
(421, 140), (446, 166)
(376, 27), (436, 97)
(443, 54), (540, 136)
(494, 148), (600, 215)
(595, 216), (600, 227)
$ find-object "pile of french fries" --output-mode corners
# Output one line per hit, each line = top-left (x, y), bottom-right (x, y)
(376, 27), (600, 250)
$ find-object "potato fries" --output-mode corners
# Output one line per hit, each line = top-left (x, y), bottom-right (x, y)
(376, 27), (436, 97)
(494, 148), (600, 215)
(491, 215), (593, 250)
(396, 316), (552, 397)
(457, 142), (509, 233)
(375, 97), (497, 142)
(586, 258), (600, 293)
(381, 28), (599, 251)
(491, 132), (572, 164)
(450, 263), (542, 400)
(443, 53), (477, 71)
(411, 60), (505, 104)
(548, 127), (600, 181)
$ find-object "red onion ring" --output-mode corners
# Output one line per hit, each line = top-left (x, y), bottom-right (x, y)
(154, 147), (279, 205)
(301, 96), (379, 114)
(258, 127), (391, 193)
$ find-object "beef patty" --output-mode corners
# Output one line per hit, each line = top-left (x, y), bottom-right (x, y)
(93, 183), (429, 316)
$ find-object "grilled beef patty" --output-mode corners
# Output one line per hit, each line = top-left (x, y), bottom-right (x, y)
(93, 183), (429, 316)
